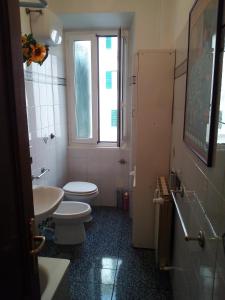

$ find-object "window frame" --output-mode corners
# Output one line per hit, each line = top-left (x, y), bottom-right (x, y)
(96, 34), (119, 144)
(65, 30), (125, 147)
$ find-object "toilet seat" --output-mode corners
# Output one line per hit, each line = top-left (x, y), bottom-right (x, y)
(63, 182), (98, 195)
(53, 201), (91, 220)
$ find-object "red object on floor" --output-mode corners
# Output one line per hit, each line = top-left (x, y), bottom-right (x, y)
(123, 192), (129, 211)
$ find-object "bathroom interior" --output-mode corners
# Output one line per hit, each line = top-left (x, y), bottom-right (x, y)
(2, 0), (225, 299)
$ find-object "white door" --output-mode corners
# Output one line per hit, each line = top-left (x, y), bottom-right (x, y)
(132, 50), (175, 248)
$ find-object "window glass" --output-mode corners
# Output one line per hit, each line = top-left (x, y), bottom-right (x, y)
(98, 36), (118, 142)
(74, 40), (92, 139)
(106, 71), (112, 89)
(111, 109), (118, 127)
(106, 37), (112, 49)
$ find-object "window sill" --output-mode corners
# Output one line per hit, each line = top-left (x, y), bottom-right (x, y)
(68, 142), (119, 150)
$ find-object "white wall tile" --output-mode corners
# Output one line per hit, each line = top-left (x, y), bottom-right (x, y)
(47, 106), (54, 127)
(39, 83), (47, 106)
(28, 106), (38, 132)
(51, 55), (58, 77)
(46, 84), (53, 105)
(33, 82), (40, 107)
(25, 42), (67, 189)
(68, 147), (130, 207)
(54, 105), (60, 125)
(171, 20), (225, 300)
(45, 54), (52, 76)
(40, 106), (48, 129)
(58, 85), (66, 106)
(35, 106), (42, 131)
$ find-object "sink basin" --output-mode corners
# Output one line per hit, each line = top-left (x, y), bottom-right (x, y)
(38, 257), (70, 299)
(33, 186), (64, 221)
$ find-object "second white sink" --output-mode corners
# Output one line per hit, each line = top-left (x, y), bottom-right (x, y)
(33, 186), (64, 221)
(38, 257), (70, 299)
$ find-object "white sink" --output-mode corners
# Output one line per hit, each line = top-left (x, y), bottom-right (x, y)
(38, 257), (70, 299)
(38, 262), (48, 295)
(33, 186), (64, 221)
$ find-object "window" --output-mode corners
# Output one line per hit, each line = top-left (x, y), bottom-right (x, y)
(105, 71), (112, 89)
(106, 37), (112, 49)
(74, 41), (92, 139)
(98, 36), (118, 142)
(65, 31), (126, 146)
(111, 110), (118, 127)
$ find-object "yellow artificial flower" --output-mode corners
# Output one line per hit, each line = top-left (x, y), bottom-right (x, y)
(22, 47), (30, 59)
(21, 35), (27, 45)
(30, 44), (47, 63)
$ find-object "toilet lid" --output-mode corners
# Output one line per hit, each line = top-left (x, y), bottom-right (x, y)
(63, 182), (98, 195)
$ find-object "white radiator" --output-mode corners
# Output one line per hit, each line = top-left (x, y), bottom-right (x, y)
(154, 176), (172, 269)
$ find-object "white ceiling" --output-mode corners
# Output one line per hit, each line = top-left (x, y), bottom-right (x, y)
(59, 12), (134, 30)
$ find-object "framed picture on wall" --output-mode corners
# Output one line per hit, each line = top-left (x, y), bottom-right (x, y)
(184, 0), (222, 166)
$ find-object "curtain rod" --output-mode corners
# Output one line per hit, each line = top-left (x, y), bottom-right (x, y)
(19, 0), (47, 8)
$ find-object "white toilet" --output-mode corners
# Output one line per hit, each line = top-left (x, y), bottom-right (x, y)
(53, 201), (92, 245)
(52, 181), (99, 245)
(63, 181), (99, 203)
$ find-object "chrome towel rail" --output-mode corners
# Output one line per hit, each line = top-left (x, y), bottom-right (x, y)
(171, 190), (205, 248)
(32, 167), (49, 180)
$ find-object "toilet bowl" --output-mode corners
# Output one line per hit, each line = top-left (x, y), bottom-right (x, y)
(53, 201), (91, 245)
(63, 181), (99, 204)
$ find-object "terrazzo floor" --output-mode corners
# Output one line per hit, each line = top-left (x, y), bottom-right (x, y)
(40, 207), (172, 300)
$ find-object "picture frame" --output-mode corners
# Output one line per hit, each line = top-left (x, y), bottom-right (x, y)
(184, 0), (222, 166)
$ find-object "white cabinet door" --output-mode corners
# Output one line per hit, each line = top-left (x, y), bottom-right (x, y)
(132, 50), (175, 248)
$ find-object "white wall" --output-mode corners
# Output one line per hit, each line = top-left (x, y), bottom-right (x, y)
(171, 0), (195, 43)
(68, 147), (130, 206)
(20, 8), (68, 187)
(48, 0), (174, 51)
(47, 0), (176, 208)
(21, 6), (132, 207)
(159, 0), (197, 49)
(170, 1), (225, 299)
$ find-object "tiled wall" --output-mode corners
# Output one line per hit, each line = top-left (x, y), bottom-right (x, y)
(170, 4), (225, 300)
(68, 147), (130, 206)
(25, 45), (68, 187)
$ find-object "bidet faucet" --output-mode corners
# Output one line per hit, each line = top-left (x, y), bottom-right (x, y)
(32, 168), (50, 180)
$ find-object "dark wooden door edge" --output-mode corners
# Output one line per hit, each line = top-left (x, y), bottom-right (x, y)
(0, 0), (40, 299)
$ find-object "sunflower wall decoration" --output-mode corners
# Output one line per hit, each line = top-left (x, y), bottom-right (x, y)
(22, 33), (49, 66)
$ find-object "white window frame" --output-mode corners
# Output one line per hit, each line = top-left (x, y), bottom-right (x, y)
(65, 30), (126, 147)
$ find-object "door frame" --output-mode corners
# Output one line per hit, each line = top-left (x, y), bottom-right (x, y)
(0, 0), (40, 298)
